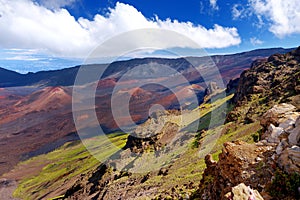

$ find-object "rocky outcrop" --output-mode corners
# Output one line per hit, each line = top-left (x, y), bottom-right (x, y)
(226, 78), (240, 94)
(124, 120), (179, 153)
(227, 47), (300, 123)
(197, 140), (274, 200)
(260, 104), (300, 174)
(260, 103), (297, 129)
(64, 109), (194, 199)
(204, 82), (219, 96)
(225, 183), (264, 200)
(197, 104), (300, 200)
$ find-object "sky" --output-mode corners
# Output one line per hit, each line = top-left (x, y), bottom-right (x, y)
(0, 0), (299, 73)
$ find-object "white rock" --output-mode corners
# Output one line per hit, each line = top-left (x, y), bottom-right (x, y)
(288, 117), (300, 145)
(267, 124), (283, 143)
(255, 157), (262, 162)
(278, 146), (300, 173)
(291, 145), (300, 151)
(279, 114), (298, 130)
(271, 154), (276, 160)
(227, 183), (264, 200)
(261, 104), (296, 128)
(276, 140), (288, 155)
(271, 104), (296, 114)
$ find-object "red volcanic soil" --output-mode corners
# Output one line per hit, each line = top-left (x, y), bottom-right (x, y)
(1, 87), (72, 125)
(0, 83), (181, 175)
(97, 78), (117, 88)
(0, 86), (77, 175)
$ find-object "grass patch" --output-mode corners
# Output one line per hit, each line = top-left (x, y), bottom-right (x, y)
(13, 132), (128, 200)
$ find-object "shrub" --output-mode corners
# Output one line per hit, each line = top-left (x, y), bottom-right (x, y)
(267, 169), (300, 199)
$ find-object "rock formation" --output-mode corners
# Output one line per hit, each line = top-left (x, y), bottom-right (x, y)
(196, 103), (300, 200)
(195, 47), (300, 200)
(225, 183), (264, 200)
(227, 47), (300, 124)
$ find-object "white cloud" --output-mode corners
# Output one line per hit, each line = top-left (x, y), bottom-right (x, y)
(249, 0), (300, 37)
(36, 0), (78, 9)
(232, 4), (250, 20)
(5, 55), (41, 61)
(209, 0), (218, 10)
(232, 4), (242, 19)
(250, 37), (263, 45)
(0, 0), (240, 58)
(0, 49), (50, 61)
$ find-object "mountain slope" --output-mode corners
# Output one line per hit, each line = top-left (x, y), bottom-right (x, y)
(227, 47), (300, 124)
(193, 47), (300, 200)
(0, 86), (77, 175)
(0, 67), (23, 87)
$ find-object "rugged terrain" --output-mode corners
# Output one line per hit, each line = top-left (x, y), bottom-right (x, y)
(64, 47), (300, 199)
(0, 47), (299, 199)
(0, 48), (291, 177)
(194, 47), (300, 200)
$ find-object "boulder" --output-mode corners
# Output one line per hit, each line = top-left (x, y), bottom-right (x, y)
(278, 146), (300, 174)
(225, 183), (264, 200)
(200, 141), (273, 200)
(278, 113), (299, 131)
(288, 116), (300, 145)
(266, 124), (283, 143)
(276, 140), (288, 155)
(261, 104), (296, 128)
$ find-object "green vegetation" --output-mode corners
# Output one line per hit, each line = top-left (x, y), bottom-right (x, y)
(13, 132), (128, 200)
(251, 129), (263, 142)
(267, 169), (300, 199)
(48, 195), (65, 200)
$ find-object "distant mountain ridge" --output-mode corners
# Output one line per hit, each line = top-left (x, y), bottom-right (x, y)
(0, 47), (294, 87)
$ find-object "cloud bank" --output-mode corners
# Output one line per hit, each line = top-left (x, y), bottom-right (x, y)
(233, 0), (300, 38)
(250, 0), (300, 38)
(0, 0), (241, 58)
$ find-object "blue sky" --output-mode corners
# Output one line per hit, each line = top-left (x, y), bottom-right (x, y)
(0, 0), (299, 73)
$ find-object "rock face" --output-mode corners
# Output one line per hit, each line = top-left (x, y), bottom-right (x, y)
(197, 104), (300, 200)
(260, 103), (297, 128)
(278, 146), (300, 174)
(260, 104), (300, 174)
(227, 47), (300, 123)
(124, 117), (180, 153)
(225, 183), (264, 200)
(198, 140), (274, 200)
(226, 78), (240, 94)
(288, 116), (300, 145)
